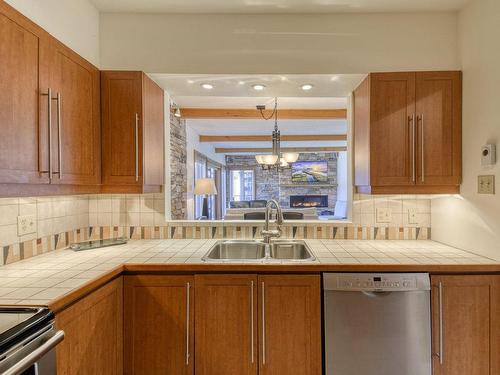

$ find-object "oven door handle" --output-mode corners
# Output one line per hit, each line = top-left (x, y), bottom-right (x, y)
(2, 330), (65, 375)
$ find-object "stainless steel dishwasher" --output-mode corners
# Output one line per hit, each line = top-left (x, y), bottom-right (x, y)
(323, 273), (431, 375)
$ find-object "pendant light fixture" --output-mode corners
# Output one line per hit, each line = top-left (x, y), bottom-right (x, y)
(255, 97), (299, 171)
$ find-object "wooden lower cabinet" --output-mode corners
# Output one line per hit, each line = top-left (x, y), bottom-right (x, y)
(431, 275), (500, 375)
(195, 274), (258, 375)
(55, 277), (123, 375)
(258, 275), (321, 375)
(194, 274), (321, 375)
(124, 275), (194, 375)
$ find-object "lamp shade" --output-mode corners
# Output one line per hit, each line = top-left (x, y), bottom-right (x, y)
(194, 178), (218, 195)
(282, 152), (299, 163)
(255, 154), (279, 165)
(279, 158), (289, 167)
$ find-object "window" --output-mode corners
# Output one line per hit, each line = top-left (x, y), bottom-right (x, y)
(229, 170), (255, 202)
(194, 156), (206, 219)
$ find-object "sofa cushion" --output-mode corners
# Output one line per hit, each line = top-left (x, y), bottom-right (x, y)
(230, 201), (250, 208)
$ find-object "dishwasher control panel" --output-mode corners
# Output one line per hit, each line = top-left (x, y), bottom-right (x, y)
(323, 273), (430, 292)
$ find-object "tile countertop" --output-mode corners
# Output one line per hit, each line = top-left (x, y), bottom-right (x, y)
(0, 239), (497, 308)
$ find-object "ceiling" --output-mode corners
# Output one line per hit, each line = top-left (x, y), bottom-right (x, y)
(159, 74), (351, 156)
(186, 118), (347, 154)
(187, 119), (346, 135)
(91, 0), (469, 13)
(149, 74), (365, 102)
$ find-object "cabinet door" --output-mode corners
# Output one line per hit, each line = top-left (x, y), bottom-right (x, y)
(143, 74), (165, 187)
(416, 72), (461, 186)
(370, 72), (416, 186)
(258, 275), (321, 375)
(431, 275), (500, 375)
(48, 41), (100, 185)
(195, 274), (258, 375)
(124, 275), (193, 375)
(0, 5), (49, 184)
(101, 71), (143, 187)
(56, 277), (123, 375)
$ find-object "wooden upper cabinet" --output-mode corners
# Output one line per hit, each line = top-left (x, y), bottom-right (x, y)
(124, 275), (194, 375)
(0, 2), (49, 185)
(354, 71), (462, 194)
(431, 275), (500, 375)
(258, 275), (321, 375)
(369, 73), (416, 187)
(416, 72), (462, 186)
(195, 274), (258, 375)
(46, 40), (101, 186)
(56, 277), (123, 375)
(101, 71), (164, 193)
(0, 1), (100, 195)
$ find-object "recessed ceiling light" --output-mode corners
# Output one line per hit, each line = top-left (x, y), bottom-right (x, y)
(187, 79), (194, 84)
(238, 81), (245, 85)
(252, 84), (266, 91)
(301, 84), (314, 91)
(330, 75), (339, 81)
(201, 83), (214, 90)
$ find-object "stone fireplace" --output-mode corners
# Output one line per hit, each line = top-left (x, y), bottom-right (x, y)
(290, 195), (329, 208)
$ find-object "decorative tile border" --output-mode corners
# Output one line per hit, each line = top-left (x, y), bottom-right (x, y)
(0, 223), (431, 267)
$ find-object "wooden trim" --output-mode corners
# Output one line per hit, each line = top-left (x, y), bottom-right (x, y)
(0, 183), (101, 197)
(356, 184), (460, 195)
(49, 265), (124, 313)
(200, 134), (347, 143)
(182, 108), (347, 119)
(216, 146), (347, 154)
(44, 264), (500, 315)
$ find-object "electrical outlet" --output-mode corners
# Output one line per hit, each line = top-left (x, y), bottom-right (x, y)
(17, 215), (36, 236)
(376, 208), (392, 223)
(408, 208), (418, 224)
(478, 175), (495, 194)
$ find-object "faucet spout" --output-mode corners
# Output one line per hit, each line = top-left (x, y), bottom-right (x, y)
(262, 199), (284, 244)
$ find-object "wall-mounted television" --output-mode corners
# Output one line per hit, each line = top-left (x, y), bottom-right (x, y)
(291, 161), (328, 183)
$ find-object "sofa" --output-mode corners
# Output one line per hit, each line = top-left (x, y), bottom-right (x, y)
(224, 207), (320, 220)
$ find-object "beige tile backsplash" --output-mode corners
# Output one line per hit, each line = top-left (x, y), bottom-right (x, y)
(88, 193), (165, 227)
(0, 192), (431, 250)
(352, 194), (432, 228)
(0, 195), (89, 247)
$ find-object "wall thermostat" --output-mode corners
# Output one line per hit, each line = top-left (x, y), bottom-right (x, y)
(481, 144), (496, 166)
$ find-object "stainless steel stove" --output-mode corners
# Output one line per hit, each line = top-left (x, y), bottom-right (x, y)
(0, 307), (64, 375)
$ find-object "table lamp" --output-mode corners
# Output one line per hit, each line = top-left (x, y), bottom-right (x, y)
(194, 178), (218, 219)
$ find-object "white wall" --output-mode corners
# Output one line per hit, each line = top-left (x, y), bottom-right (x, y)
(100, 12), (458, 74)
(431, 0), (500, 261)
(5, 0), (100, 66)
(185, 124), (226, 220)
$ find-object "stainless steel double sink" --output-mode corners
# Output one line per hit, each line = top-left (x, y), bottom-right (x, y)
(202, 240), (316, 262)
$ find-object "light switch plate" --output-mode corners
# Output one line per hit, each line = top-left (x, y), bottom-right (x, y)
(376, 208), (392, 223)
(17, 215), (36, 236)
(478, 175), (495, 194)
(408, 209), (418, 224)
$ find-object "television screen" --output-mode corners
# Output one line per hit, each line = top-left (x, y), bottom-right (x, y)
(291, 161), (328, 183)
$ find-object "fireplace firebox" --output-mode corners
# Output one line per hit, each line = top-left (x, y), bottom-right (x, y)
(290, 195), (328, 208)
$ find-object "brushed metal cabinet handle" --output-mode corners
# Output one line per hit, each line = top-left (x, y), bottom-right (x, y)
(40, 88), (53, 179)
(261, 281), (266, 365)
(420, 114), (425, 182)
(438, 282), (443, 365)
(409, 114), (416, 183)
(250, 280), (254, 364)
(135, 113), (139, 182)
(186, 282), (190, 366)
(55, 92), (62, 178)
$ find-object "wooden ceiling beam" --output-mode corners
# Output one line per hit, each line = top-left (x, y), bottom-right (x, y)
(215, 146), (347, 154)
(200, 134), (347, 142)
(181, 108), (347, 119)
